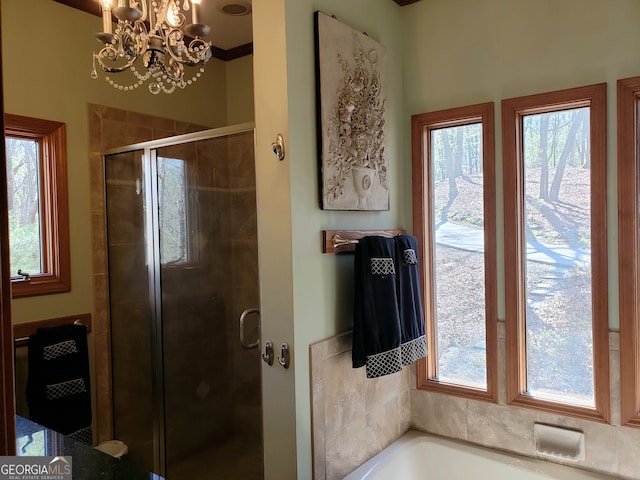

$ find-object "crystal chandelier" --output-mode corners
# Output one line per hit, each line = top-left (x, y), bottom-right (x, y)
(91, 0), (212, 94)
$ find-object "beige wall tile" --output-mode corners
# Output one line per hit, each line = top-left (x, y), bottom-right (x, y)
(96, 392), (113, 443)
(365, 367), (404, 413)
(609, 332), (621, 427)
(366, 397), (402, 458)
(91, 274), (109, 334)
(411, 389), (468, 440)
(617, 427), (640, 479)
(498, 320), (507, 405)
(467, 401), (536, 456)
(310, 330), (411, 479)
(325, 417), (368, 480)
(323, 350), (365, 437)
(93, 332), (111, 397)
(399, 388), (411, 433)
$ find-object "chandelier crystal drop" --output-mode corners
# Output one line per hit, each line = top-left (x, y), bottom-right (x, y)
(92, 0), (212, 95)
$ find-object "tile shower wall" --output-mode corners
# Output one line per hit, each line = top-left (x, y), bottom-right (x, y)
(310, 331), (411, 480)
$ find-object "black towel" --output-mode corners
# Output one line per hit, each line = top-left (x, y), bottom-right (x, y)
(352, 235), (427, 378)
(26, 324), (92, 445)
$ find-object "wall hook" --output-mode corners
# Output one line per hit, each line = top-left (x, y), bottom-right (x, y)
(272, 133), (285, 161)
(278, 342), (290, 369)
(262, 340), (274, 366)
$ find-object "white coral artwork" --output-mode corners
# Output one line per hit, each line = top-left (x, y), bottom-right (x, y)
(316, 12), (389, 210)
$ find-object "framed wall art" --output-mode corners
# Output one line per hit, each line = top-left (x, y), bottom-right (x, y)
(314, 12), (389, 211)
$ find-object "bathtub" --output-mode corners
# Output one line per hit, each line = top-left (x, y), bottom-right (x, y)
(344, 430), (610, 480)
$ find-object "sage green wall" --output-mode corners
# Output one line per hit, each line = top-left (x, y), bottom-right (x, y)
(1, 0), (232, 324)
(253, 0), (406, 477)
(258, 1), (640, 477)
(401, 0), (640, 331)
(226, 55), (255, 124)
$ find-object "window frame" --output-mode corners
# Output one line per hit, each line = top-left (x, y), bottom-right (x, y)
(412, 102), (498, 402)
(502, 84), (609, 422)
(5, 113), (70, 298)
(617, 76), (640, 427)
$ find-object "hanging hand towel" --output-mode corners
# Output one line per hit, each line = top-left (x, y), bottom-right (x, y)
(394, 234), (427, 365)
(26, 323), (92, 445)
(352, 235), (427, 378)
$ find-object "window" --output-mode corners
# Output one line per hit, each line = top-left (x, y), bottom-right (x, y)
(618, 76), (640, 427)
(157, 156), (189, 265)
(412, 102), (498, 401)
(5, 114), (70, 298)
(502, 84), (609, 421)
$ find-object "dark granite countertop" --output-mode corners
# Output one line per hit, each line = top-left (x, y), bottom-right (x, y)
(15, 416), (163, 480)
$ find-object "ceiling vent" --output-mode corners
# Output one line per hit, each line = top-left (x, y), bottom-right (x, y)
(220, 2), (252, 16)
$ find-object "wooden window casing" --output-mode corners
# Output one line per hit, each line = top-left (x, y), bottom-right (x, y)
(412, 102), (498, 402)
(618, 76), (640, 427)
(502, 84), (609, 422)
(5, 114), (70, 298)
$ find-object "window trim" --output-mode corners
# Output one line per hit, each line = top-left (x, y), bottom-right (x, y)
(502, 84), (610, 422)
(412, 102), (498, 402)
(617, 76), (640, 427)
(5, 113), (70, 298)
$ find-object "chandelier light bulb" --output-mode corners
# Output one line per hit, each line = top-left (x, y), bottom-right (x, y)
(166, 2), (181, 27)
(100, 0), (113, 9)
(191, 0), (201, 24)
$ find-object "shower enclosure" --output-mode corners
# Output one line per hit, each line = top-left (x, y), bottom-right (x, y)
(103, 125), (262, 479)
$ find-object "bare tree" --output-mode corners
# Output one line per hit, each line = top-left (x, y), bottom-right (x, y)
(442, 129), (458, 201)
(539, 115), (550, 201)
(549, 110), (587, 202)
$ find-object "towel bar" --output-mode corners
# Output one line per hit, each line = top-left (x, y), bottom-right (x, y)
(322, 229), (406, 253)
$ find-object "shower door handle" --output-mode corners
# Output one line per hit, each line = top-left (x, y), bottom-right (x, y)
(239, 308), (261, 349)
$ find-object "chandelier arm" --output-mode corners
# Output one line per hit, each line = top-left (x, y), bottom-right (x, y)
(139, 0), (148, 23)
(95, 45), (137, 73)
(161, 57), (185, 82)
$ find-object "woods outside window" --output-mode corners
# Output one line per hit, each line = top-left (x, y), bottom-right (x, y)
(502, 84), (609, 421)
(5, 114), (70, 298)
(412, 102), (498, 401)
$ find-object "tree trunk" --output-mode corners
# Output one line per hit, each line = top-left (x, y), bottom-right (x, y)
(539, 115), (549, 201)
(549, 110), (586, 202)
(442, 129), (458, 200)
(580, 113), (590, 168)
(454, 126), (464, 177)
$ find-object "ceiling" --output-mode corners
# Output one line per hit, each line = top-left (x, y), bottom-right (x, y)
(199, 0), (253, 51)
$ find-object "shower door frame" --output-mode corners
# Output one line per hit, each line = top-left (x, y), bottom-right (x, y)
(104, 122), (256, 477)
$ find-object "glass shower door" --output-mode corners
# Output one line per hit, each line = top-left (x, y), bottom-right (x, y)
(106, 129), (261, 479)
(155, 132), (262, 479)
(105, 149), (157, 473)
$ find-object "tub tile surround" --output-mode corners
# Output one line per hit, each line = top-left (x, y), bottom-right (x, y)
(310, 331), (411, 480)
(311, 328), (640, 479)
(409, 329), (639, 479)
